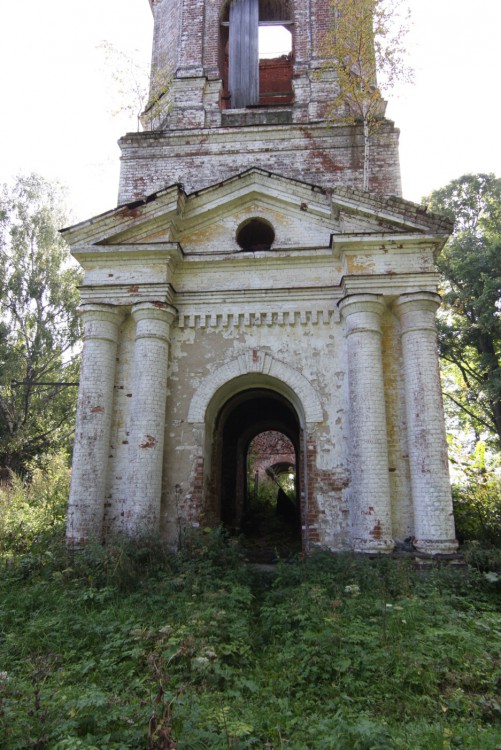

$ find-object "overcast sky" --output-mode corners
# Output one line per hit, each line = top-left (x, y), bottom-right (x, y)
(0, 0), (500, 223)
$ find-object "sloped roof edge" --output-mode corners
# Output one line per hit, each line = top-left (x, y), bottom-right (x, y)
(60, 183), (185, 244)
(60, 168), (453, 246)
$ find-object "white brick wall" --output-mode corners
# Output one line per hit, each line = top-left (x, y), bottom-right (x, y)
(125, 303), (176, 534)
(339, 295), (394, 552)
(394, 293), (457, 553)
(66, 305), (123, 543)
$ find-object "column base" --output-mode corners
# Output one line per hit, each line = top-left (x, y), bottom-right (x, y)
(65, 534), (94, 549)
(414, 538), (459, 555)
(352, 537), (395, 554)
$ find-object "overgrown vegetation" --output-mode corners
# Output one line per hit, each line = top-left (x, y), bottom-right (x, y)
(0, 174), (81, 476)
(452, 472), (501, 549)
(427, 173), (501, 449)
(1, 471), (500, 750)
(0, 452), (69, 556)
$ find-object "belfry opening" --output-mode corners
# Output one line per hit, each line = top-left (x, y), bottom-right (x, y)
(209, 388), (302, 560)
(221, 0), (294, 109)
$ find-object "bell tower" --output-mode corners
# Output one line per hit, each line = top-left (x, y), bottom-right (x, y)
(117, 0), (401, 204)
(64, 0), (457, 557)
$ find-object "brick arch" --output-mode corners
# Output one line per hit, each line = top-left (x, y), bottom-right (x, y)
(220, 0), (292, 22)
(187, 351), (323, 423)
(260, 0), (292, 21)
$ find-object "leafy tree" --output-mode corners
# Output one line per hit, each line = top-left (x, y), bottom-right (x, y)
(322, 0), (412, 190)
(427, 173), (501, 448)
(0, 174), (82, 474)
(99, 41), (173, 132)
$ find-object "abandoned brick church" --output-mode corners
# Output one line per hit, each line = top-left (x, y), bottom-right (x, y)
(64, 0), (458, 554)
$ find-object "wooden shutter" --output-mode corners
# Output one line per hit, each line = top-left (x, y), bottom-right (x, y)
(229, 0), (259, 108)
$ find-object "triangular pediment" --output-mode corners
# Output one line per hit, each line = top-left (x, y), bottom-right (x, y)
(61, 168), (452, 254)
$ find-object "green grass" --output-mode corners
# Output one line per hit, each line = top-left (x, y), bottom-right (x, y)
(0, 528), (500, 749)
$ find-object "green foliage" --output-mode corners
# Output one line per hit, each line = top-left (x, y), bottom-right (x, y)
(99, 41), (173, 132)
(0, 174), (82, 474)
(177, 525), (247, 571)
(427, 173), (501, 448)
(461, 540), (501, 577)
(0, 451), (69, 557)
(321, 0), (412, 190)
(452, 475), (501, 547)
(0, 529), (500, 750)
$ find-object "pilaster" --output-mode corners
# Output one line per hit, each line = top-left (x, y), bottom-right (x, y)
(394, 292), (458, 554)
(66, 304), (123, 543)
(125, 302), (177, 535)
(338, 294), (394, 553)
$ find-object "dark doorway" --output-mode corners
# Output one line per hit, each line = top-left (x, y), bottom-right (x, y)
(244, 431), (300, 559)
(214, 388), (302, 561)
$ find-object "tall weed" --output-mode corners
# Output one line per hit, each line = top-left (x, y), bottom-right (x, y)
(0, 469), (500, 749)
(0, 452), (69, 557)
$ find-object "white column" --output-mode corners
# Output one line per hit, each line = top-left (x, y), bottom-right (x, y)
(394, 293), (457, 554)
(339, 294), (394, 552)
(125, 302), (176, 535)
(67, 304), (123, 543)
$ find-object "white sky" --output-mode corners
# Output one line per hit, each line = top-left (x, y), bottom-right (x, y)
(0, 0), (500, 223)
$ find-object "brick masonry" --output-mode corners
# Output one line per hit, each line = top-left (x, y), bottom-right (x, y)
(64, 0), (458, 554)
(132, 0), (401, 201)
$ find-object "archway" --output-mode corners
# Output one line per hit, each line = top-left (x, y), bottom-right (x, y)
(211, 388), (302, 560)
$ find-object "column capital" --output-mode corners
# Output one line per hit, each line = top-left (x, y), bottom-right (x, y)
(338, 294), (386, 337)
(393, 291), (441, 315)
(79, 304), (124, 344)
(393, 292), (441, 335)
(131, 301), (177, 325)
(79, 303), (124, 324)
(338, 293), (386, 318)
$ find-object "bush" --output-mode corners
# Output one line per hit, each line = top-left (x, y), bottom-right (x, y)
(461, 540), (501, 574)
(0, 452), (69, 557)
(452, 476), (501, 546)
(177, 525), (246, 569)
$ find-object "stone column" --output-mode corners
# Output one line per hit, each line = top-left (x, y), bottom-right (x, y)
(339, 294), (394, 552)
(66, 304), (123, 543)
(394, 293), (457, 554)
(125, 302), (177, 535)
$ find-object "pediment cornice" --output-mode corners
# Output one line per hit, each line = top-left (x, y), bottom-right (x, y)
(61, 168), (452, 253)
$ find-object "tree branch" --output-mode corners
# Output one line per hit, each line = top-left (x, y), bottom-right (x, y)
(444, 392), (496, 434)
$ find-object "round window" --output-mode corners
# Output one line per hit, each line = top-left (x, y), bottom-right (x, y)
(236, 218), (275, 251)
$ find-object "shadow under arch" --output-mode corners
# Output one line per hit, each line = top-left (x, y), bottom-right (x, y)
(207, 382), (303, 558)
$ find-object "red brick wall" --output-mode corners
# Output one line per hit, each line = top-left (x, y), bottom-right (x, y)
(259, 57), (293, 105)
(119, 120), (402, 201)
(249, 430), (295, 479)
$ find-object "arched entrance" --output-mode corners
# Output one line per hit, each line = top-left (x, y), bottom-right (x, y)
(188, 351), (323, 553)
(211, 387), (302, 559)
